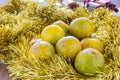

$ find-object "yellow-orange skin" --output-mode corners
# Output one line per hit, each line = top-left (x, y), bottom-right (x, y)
(74, 48), (105, 76)
(81, 38), (104, 53)
(69, 18), (96, 39)
(41, 25), (65, 45)
(56, 36), (82, 59)
(30, 41), (55, 59)
(52, 21), (69, 35)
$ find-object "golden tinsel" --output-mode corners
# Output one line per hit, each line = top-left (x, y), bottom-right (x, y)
(91, 8), (120, 65)
(0, 0), (89, 55)
(6, 35), (120, 80)
(7, 41), (99, 80)
(0, 0), (120, 80)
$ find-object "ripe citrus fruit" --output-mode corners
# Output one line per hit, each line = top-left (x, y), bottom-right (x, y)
(56, 36), (82, 59)
(41, 25), (65, 45)
(30, 41), (55, 59)
(69, 17), (96, 39)
(74, 48), (105, 76)
(81, 38), (104, 52)
(52, 21), (69, 35)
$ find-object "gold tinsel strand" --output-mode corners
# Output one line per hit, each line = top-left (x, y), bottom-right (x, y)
(0, 0), (120, 80)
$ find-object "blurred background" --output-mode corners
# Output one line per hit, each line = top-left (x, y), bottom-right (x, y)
(0, 0), (119, 17)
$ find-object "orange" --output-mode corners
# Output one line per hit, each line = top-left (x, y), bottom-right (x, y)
(52, 21), (69, 35)
(56, 36), (82, 59)
(69, 17), (96, 39)
(30, 41), (55, 59)
(74, 48), (104, 76)
(41, 25), (65, 45)
(81, 38), (104, 52)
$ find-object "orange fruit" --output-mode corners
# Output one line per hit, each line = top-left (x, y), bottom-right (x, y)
(41, 25), (65, 45)
(56, 36), (82, 59)
(74, 48), (105, 76)
(81, 38), (104, 52)
(69, 17), (96, 39)
(30, 41), (55, 59)
(52, 21), (69, 35)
